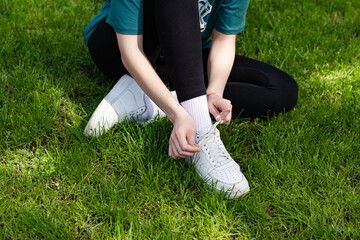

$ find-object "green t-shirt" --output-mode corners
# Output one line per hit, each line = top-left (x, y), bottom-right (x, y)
(84, 0), (250, 47)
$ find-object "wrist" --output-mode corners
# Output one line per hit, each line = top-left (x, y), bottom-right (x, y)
(206, 92), (217, 97)
(206, 87), (224, 98)
(166, 104), (188, 124)
(206, 90), (223, 98)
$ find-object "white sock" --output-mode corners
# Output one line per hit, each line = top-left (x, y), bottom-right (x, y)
(180, 95), (212, 136)
(143, 91), (178, 120)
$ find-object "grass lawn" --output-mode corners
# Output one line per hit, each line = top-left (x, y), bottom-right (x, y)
(1, 0), (359, 239)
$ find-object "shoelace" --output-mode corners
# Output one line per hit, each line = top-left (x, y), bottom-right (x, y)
(197, 121), (232, 168)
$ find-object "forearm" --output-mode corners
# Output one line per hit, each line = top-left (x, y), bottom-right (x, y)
(206, 30), (236, 97)
(117, 33), (186, 123)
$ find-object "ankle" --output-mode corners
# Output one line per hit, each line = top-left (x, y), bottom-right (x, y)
(180, 95), (212, 135)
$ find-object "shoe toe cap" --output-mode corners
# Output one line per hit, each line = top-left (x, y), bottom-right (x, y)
(208, 166), (250, 199)
(227, 177), (250, 199)
(84, 99), (119, 137)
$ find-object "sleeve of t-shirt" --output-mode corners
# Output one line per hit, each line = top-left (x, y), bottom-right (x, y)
(215, 0), (250, 35)
(107, 0), (143, 35)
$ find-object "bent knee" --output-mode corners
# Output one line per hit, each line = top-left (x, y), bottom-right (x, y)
(278, 75), (298, 113)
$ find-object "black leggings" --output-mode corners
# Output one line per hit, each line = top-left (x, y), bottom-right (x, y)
(87, 0), (298, 118)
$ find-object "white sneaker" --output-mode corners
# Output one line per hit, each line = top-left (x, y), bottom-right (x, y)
(84, 74), (148, 137)
(187, 121), (250, 199)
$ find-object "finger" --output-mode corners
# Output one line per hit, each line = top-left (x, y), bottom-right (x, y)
(173, 133), (188, 158)
(179, 151), (195, 158)
(220, 103), (232, 118)
(168, 141), (171, 157)
(208, 105), (222, 122)
(173, 134), (182, 154)
(169, 141), (176, 159)
(175, 129), (199, 152)
(171, 140), (181, 159)
(220, 101), (232, 122)
(174, 134), (197, 157)
(170, 134), (181, 159)
(227, 111), (232, 124)
(186, 130), (200, 152)
(187, 130), (197, 146)
(221, 111), (232, 124)
(172, 139), (195, 158)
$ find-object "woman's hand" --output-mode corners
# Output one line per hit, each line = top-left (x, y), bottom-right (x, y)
(206, 30), (235, 124)
(207, 94), (232, 124)
(169, 111), (200, 159)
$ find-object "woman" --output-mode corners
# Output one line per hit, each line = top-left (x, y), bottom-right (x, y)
(83, 0), (298, 199)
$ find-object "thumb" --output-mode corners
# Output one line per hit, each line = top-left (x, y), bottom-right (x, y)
(187, 129), (195, 145)
(187, 130), (199, 150)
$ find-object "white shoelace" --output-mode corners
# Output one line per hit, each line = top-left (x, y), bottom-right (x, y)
(197, 121), (232, 168)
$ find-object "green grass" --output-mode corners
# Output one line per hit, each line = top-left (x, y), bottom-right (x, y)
(0, 0), (359, 239)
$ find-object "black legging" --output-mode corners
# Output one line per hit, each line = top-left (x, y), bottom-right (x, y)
(87, 0), (298, 119)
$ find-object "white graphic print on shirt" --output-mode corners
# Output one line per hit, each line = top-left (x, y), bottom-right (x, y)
(198, 0), (213, 32)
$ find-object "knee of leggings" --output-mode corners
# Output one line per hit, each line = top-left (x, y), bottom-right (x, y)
(280, 76), (298, 113)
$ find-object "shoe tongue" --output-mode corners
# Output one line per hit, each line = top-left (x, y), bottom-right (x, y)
(198, 122), (232, 167)
(195, 125), (212, 144)
(208, 137), (231, 167)
(196, 121), (220, 144)
(195, 135), (201, 144)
